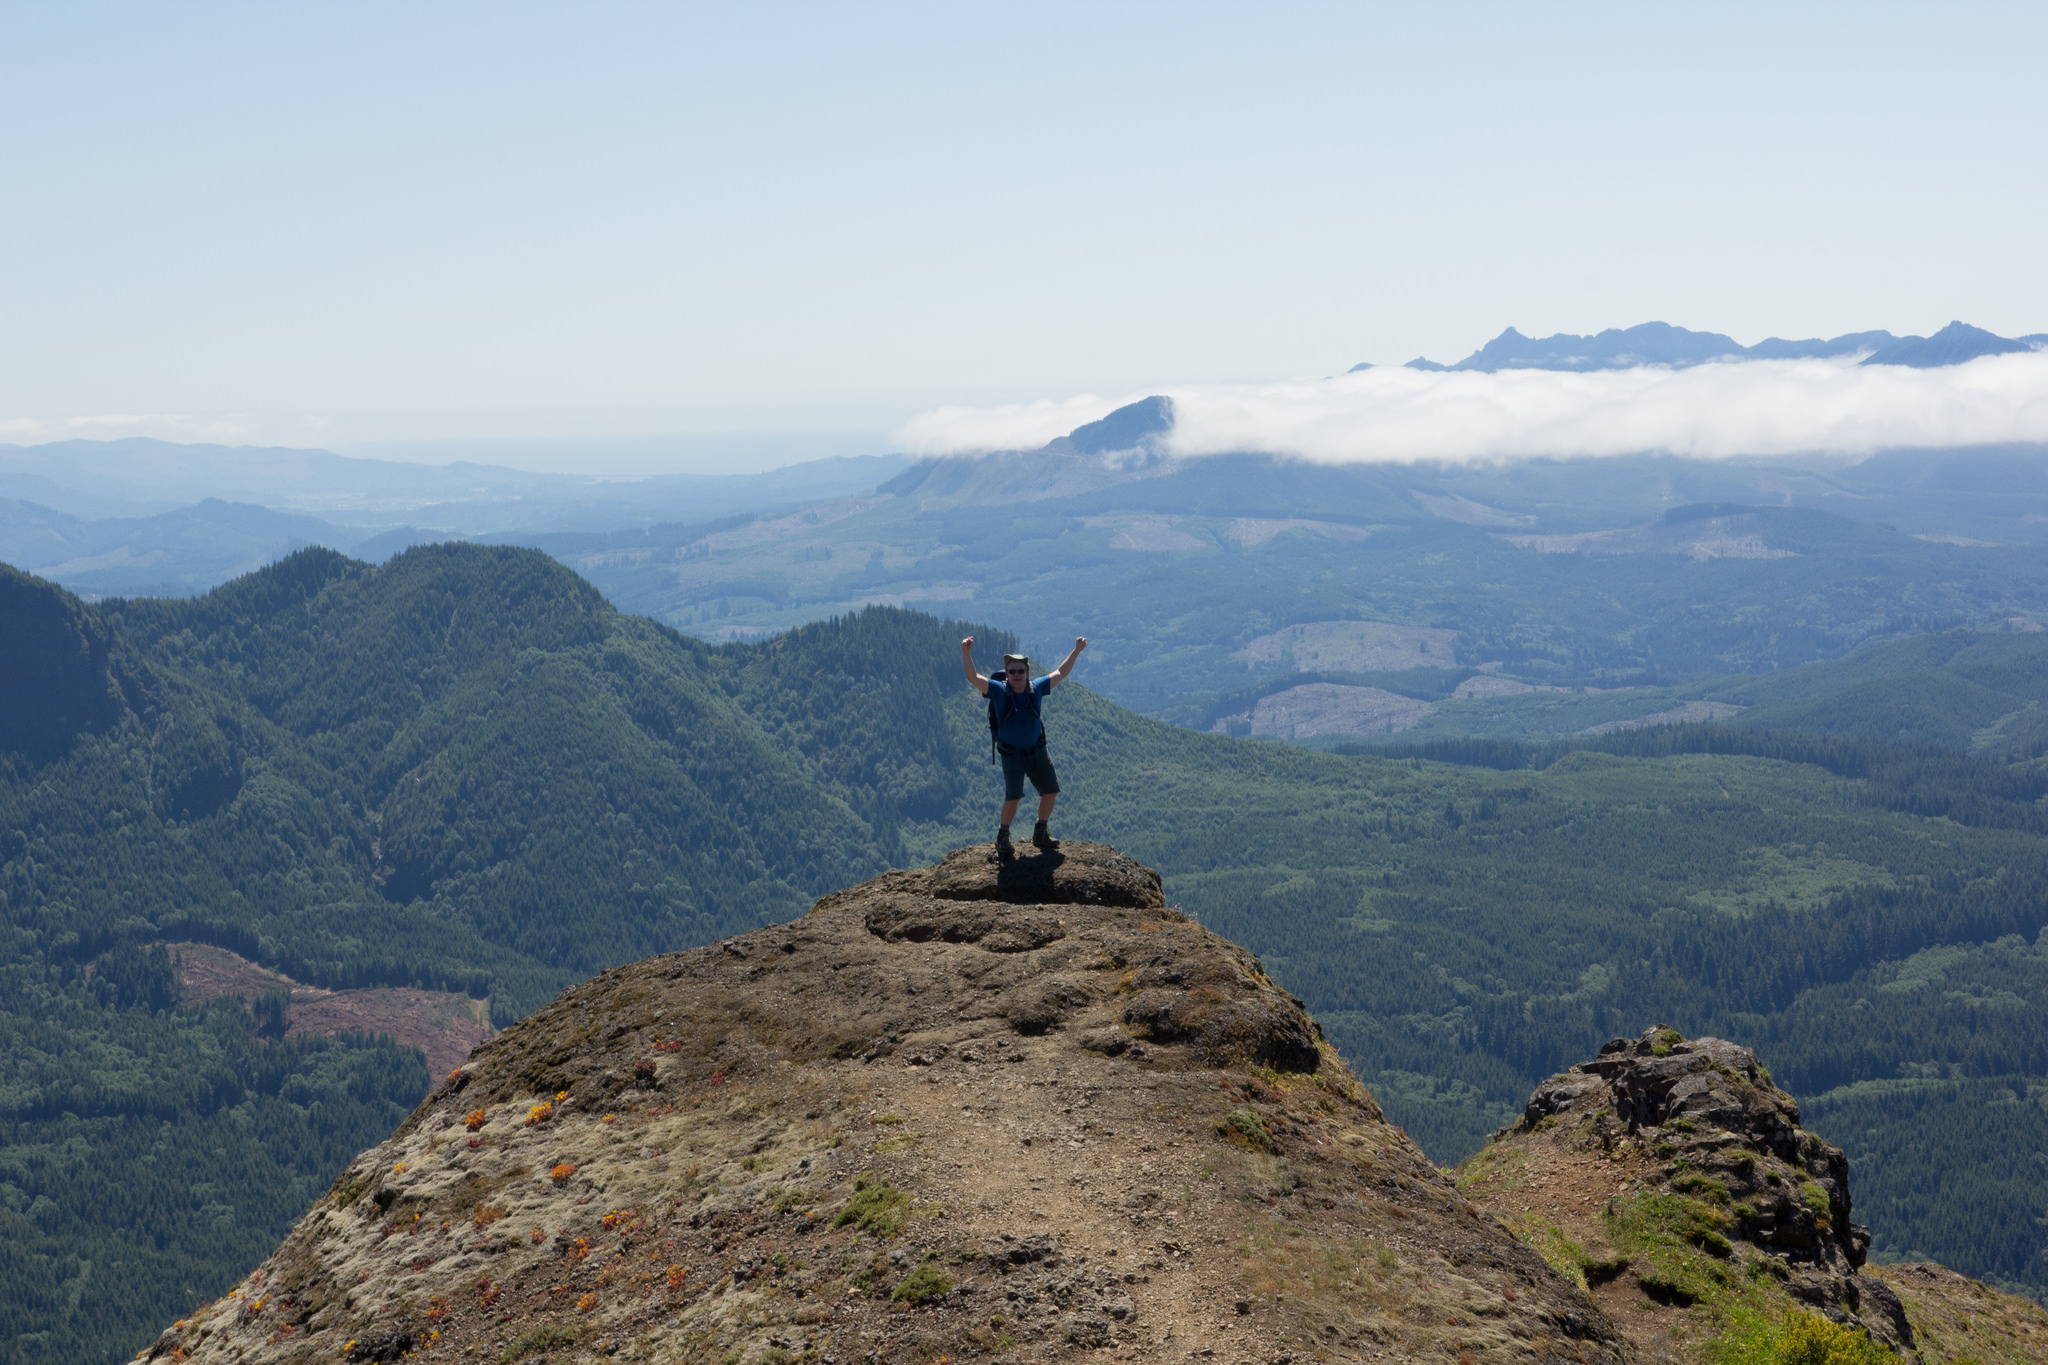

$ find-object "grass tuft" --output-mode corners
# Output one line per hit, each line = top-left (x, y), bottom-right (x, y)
(890, 1263), (954, 1305)
(832, 1178), (909, 1238)
(1218, 1108), (1277, 1153)
(498, 1322), (577, 1361)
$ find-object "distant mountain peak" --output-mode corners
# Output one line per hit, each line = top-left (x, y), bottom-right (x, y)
(1061, 395), (1175, 455)
(1386, 319), (2042, 373)
(1861, 320), (2035, 368)
(1453, 321), (1749, 372)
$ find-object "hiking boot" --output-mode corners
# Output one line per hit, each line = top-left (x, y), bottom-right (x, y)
(1032, 821), (1059, 849)
(995, 825), (1014, 859)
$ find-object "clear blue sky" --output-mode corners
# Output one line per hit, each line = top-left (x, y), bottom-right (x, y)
(3, 2), (2044, 469)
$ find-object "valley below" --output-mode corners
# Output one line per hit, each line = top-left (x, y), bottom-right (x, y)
(7, 445), (2048, 1360)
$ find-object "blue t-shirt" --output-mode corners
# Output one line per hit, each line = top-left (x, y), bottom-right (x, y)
(992, 676), (1053, 750)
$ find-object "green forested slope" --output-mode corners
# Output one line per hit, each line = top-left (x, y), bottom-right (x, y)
(95, 545), (889, 999)
(7, 545), (2048, 1357)
(0, 550), (931, 1361)
(1715, 629), (2048, 758)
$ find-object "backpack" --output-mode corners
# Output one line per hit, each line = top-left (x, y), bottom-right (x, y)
(986, 681), (1042, 762)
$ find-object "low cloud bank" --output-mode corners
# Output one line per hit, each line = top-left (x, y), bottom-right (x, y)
(894, 353), (2048, 463)
(0, 412), (275, 447)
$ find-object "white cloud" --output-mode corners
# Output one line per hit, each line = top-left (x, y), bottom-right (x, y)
(893, 352), (2048, 463)
(891, 393), (1127, 455)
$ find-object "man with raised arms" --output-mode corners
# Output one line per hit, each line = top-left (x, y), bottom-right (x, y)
(960, 635), (1087, 859)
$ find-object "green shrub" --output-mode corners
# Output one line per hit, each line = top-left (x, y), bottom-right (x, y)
(890, 1263), (955, 1305)
(771, 1186), (817, 1214)
(1218, 1108), (1277, 1153)
(832, 1178), (909, 1237)
(1711, 1305), (1890, 1365)
(499, 1323), (577, 1361)
(1796, 1181), (1834, 1231)
(1672, 1172), (1731, 1205)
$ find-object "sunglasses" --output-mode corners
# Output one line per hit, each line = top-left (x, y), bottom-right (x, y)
(1005, 667), (1028, 675)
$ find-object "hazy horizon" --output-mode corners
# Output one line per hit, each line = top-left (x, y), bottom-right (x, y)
(6, 3), (2048, 476)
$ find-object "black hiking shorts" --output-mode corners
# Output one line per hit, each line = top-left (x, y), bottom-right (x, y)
(999, 744), (1059, 802)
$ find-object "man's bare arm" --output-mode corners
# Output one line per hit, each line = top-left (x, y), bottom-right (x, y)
(1047, 636), (1087, 689)
(960, 635), (992, 696)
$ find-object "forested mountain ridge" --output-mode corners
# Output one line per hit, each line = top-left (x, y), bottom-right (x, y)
(9, 544), (2048, 1357)
(0, 548), (985, 1362)
(74, 546), (951, 1001)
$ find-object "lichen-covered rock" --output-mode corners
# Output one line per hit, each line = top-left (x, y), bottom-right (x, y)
(143, 842), (1630, 1365)
(1517, 1025), (1865, 1269)
(1468, 1025), (1915, 1357)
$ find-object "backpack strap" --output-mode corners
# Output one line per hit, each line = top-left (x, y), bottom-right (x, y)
(986, 683), (1004, 763)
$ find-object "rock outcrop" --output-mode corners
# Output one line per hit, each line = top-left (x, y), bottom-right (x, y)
(1519, 1026), (1873, 1277)
(143, 843), (1628, 1364)
(1461, 1026), (2048, 1364)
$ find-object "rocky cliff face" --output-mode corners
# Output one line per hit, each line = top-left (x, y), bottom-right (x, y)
(143, 843), (1628, 1365)
(1459, 1026), (2048, 1364)
(1521, 1028), (1873, 1278)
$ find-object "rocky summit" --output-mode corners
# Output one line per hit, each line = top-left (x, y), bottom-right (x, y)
(143, 842), (1628, 1365)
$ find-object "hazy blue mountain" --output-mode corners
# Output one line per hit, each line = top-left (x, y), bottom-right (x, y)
(1429, 321), (1982, 371)
(0, 441), (916, 595)
(0, 497), (361, 598)
(1396, 320), (2040, 372)
(0, 471), (167, 519)
(0, 438), (912, 537)
(1450, 321), (1749, 371)
(1862, 319), (2039, 367)
(1742, 328), (1896, 359)
(0, 437), (568, 516)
